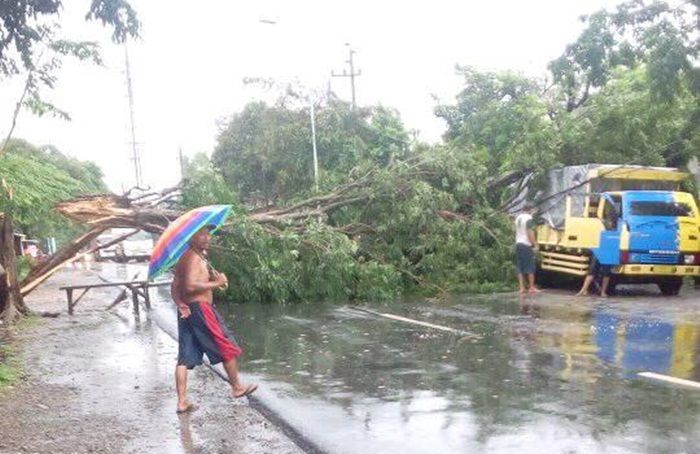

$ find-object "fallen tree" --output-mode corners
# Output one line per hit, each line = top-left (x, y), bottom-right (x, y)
(5, 151), (524, 316)
(13, 158), (434, 299)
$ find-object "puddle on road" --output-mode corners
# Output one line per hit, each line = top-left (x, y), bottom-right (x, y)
(196, 291), (700, 453)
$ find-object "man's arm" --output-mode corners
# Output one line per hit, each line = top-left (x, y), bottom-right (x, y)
(527, 218), (538, 247)
(171, 266), (191, 317)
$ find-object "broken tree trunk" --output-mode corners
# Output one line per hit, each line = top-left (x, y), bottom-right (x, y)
(19, 229), (141, 297)
(20, 228), (104, 296)
(0, 213), (30, 322)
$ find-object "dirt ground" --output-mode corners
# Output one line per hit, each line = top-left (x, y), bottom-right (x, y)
(0, 264), (303, 454)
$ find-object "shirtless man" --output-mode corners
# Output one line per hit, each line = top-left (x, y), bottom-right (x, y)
(171, 226), (257, 413)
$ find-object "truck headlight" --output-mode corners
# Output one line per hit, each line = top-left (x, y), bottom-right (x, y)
(684, 254), (696, 265)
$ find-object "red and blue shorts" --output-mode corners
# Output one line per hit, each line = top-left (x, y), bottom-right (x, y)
(177, 301), (242, 369)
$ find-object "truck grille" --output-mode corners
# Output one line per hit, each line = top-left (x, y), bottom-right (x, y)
(633, 253), (679, 264)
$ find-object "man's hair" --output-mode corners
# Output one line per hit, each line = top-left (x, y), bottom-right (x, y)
(523, 201), (536, 212)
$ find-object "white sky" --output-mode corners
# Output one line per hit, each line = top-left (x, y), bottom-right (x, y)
(0, 0), (624, 192)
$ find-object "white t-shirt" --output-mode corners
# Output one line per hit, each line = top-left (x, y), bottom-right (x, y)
(515, 213), (533, 246)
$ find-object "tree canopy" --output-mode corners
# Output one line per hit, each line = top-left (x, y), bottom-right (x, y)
(0, 138), (106, 243)
(0, 0), (141, 156)
(549, 0), (699, 109)
(212, 98), (410, 206)
(0, 0), (139, 76)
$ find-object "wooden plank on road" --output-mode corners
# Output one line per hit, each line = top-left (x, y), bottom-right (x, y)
(350, 306), (480, 338)
(638, 372), (700, 390)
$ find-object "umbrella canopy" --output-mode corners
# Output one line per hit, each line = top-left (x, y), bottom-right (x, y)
(148, 204), (231, 280)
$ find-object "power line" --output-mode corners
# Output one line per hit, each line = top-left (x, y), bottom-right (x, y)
(331, 44), (361, 109)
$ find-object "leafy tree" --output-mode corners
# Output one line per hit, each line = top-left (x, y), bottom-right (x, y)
(212, 98), (411, 205)
(557, 66), (699, 167)
(181, 152), (240, 209)
(0, 139), (107, 244)
(434, 67), (559, 176)
(0, 1), (140, 155)
(549, 0), (699, 110)
(0, 0), (139, 76)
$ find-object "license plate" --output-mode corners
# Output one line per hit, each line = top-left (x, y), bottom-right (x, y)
(653, 265), (675, 274)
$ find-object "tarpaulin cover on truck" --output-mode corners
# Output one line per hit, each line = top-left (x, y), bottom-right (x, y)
(511, 164), (684, 229)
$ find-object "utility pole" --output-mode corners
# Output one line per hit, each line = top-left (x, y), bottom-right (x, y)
(124, 43), (143, 188)
(178, 147), (185, 181)
(310, 103), (318, 192)
(331, 44), (361, 109)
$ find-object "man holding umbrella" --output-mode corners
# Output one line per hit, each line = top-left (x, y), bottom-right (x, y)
(149, 205), (257, 414)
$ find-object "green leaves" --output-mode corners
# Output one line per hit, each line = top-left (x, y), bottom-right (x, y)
(212, 99), (411, 204)
(1, 0), (139, 76)
(435, 67), (558, 177)
(84, 0), (140, 44)
(549, 0), (698, 110)
(0, 139), (107, 243)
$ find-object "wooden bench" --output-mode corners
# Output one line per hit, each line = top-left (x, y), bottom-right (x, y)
(60, 280), (172, 316)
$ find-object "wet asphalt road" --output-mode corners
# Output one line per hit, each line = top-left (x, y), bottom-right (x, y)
(194, 287), (700, 454)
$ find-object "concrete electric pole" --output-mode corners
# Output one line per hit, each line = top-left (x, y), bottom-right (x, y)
(124, 43), (143, 188)
(331, 44), (361, 109)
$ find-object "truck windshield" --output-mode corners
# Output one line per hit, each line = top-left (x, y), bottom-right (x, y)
(630, 201), (693, 217)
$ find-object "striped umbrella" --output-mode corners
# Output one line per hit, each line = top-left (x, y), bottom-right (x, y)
(148, 205), (232, 280)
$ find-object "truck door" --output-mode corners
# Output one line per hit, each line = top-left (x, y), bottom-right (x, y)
(594, 195), (621, 266)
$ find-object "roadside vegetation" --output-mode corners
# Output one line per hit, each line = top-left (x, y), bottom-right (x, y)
(0, 344), (19, 389)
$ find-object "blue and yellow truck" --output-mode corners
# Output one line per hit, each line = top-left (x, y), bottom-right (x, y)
(534, 165), (700, 295)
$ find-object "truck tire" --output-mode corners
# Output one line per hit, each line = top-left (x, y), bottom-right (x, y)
(658, 278), (683, 296)
(535, 266), (556, 289)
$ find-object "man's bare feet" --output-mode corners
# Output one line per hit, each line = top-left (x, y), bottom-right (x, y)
(601, 293), (608, 298)
(232, 383), (259, 399)
(528, 287), (541, 294)
(519, 288), (527, 294)
(176, 401), (197, 414)
(576, 291), (588, 297)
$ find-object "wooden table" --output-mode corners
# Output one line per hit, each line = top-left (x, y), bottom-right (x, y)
(60, 280), (172, 315)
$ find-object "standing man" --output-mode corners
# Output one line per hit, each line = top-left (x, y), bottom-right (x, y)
(515, 202), (540, 294)
(171, 226), (257, 414)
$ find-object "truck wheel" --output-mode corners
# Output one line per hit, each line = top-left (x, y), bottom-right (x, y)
(536, 266), (555, 289)
(658, 278), (683, 296)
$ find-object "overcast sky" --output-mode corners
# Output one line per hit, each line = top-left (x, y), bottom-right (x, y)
(0, 0), (624, 192)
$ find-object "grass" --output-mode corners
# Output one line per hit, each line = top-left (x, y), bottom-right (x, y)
(17, 314), (40, 329)
(0, 314), (39, 389)
(0, 344), (19, 388)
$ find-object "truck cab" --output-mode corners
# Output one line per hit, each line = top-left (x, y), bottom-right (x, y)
(535, 165), (700, 294)
(595, 191), (700, 294)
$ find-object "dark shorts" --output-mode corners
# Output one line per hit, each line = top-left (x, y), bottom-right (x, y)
(589, 256), (613, 278)
(516, 243), (536, 275)
(177, 301), (242, 369)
